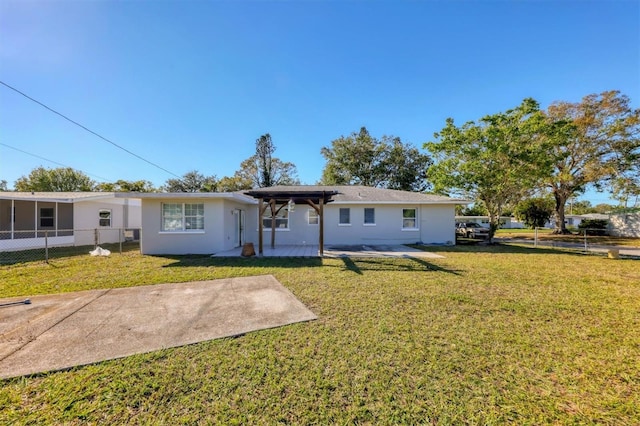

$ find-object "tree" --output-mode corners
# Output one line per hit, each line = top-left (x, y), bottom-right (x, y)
(14, 167), (95, 191)
(216, 175), (253, 192)
(320, 127), (431, 191)
(95, 179), (157, 192)
(425, 98), (551, 241)
(543, 90), (640, 233)
(231, 134), (299, 188)
(0, 180), (7, 191)
(514, 197), (554, 228)
(568, 199), (593, 215)
(381, 138), (432, 191)
(256, 134), (276, 187)
(458, 203), (488, 217)
(162, 170), (217, 192)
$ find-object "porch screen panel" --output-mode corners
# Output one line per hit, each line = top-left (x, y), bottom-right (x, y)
(58, 203), (74, 236)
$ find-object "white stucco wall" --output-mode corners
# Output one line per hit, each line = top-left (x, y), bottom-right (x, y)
(138, 198), (459, 254)
(609, 213), (640, 238)
(255, 206), (323, 247)
(420, 204), (456, 244)
(319, 203), (456, 246)
(74, 198), (142, 246)
(139, 198), (255, 255)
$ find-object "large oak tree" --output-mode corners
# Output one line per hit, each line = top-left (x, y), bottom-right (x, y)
(543, 90), (640, 233)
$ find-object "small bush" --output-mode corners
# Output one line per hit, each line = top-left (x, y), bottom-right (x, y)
(578, 219), (609, 236)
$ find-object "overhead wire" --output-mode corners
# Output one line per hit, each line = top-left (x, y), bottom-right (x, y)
(0, 141), (111, 182)
(0, 80), (181, 178)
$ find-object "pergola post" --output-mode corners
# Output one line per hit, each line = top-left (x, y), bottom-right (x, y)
(258, 198), (264, 255)
(270, 199), (277, 249)
(319, 197), (324, 256)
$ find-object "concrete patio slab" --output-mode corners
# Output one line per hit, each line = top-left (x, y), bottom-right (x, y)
(0, 275), (317, 379)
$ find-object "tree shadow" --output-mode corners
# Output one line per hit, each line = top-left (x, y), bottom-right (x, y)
(411, 243), (593, 257)
(334, 255), (462, 275)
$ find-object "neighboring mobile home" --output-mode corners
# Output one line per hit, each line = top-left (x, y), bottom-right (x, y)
(122, 186), (465, 255)
(0, 192), (141, 251)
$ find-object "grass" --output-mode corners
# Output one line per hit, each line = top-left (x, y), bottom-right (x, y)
(1, 245), (639, 424)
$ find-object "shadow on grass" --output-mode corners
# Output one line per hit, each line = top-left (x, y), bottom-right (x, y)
(160, 256), (324, 268)
(0, 242), (140, 266)
(336, 256), (461, 275)
(411, 243), (591, 257)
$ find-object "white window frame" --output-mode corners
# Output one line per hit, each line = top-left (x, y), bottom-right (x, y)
(402, 208), (418, 230)
(364, 208), (376, 226)
(262, 207), (289, 231)
(339, 208), (351, 226)
(99, 209), (112, 227)
(161, 203), (204, 232)
(308, 208), (319, 225)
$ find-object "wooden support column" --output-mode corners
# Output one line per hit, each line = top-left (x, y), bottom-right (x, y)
(319, 197), (324, 256)
(258, 198), (264, 255)
(270, 199), (276, 249)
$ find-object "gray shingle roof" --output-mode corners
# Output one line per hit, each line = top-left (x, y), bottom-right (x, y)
(246, 185), (465, 204)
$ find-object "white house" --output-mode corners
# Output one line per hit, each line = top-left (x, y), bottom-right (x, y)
(0, 192), (141, 251)
(122, 186), (466, 256)
(123, 191), (258, 255)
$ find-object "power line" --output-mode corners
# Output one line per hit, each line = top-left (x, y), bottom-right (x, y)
(0, 141), (111, 182)
(0, 80), (181, 178)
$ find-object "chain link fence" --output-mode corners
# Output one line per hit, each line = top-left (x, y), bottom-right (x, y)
(0, 228), (140, 265)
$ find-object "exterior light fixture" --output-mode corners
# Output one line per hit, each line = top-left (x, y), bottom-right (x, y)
(287, 199), (295, 212)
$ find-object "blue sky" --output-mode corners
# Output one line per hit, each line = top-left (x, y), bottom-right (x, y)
(1, 0), (638, 204)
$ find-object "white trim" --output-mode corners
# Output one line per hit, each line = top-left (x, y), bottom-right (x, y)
(118, 192), (257, 204)
(158, 231), (205, 235)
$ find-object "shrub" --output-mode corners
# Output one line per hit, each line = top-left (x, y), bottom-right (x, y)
(578, 219), (609, 236)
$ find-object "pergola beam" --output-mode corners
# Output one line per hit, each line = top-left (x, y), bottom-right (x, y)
(245, 189), (338, 257)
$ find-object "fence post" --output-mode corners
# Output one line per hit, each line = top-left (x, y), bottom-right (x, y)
(94, 228), (98, 248)
(45, 230), (49, 264)
(119, 228), (123, 254)
(534, 227), (538, 248)
(584, 229), (588, 253)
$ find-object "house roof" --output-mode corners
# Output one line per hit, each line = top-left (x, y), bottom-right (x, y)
(245, 185), (467, 205)
(0, 192), (119, 203)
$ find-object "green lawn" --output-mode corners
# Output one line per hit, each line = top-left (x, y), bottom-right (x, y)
(1, 245), (639, 424)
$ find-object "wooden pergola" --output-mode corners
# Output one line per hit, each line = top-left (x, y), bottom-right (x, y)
(244, 188), (338, 256)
